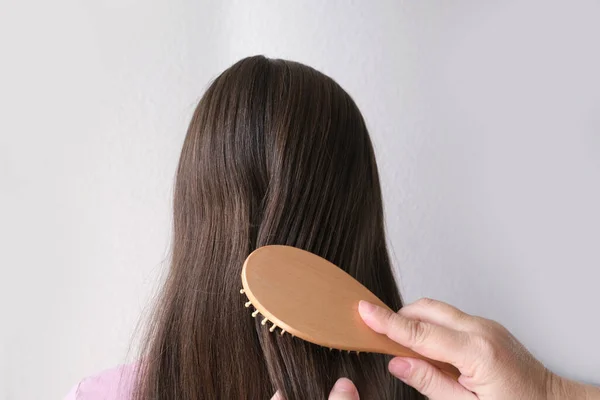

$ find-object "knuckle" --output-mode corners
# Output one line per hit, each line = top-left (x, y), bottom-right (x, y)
(454, 310), (473, 326)
(487, 319), (508, 334)
(385, 309), (400, 330)
(406, 319), (429, 346)
(415, 297), (436, 308)
(412, 363), (436, 394)
(476, 317), (507, 337)
(471, 316), (491, 332)
(473, 333), (499, 361)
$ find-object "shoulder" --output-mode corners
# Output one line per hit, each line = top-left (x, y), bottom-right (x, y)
(64, 363), (138, 400)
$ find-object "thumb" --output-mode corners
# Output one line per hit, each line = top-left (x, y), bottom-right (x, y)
(328, 377), (359, 400)
(389, 358), (476, 400)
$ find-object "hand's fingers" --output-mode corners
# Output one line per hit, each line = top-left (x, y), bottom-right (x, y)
(359, 301), (469, 367)
(328, 378), (360, 400)
(398, 298), (475, 331)
(389, 358), (477, 400)
(270, 391), (285, 400)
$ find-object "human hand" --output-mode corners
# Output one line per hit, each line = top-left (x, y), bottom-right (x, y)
(358, 298), (589, 400)
(271, 377), (359, 400)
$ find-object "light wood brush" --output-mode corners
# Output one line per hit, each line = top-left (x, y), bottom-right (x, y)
(240, 245), (460, 380)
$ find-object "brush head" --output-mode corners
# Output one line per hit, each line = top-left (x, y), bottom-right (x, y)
(241, 245), (460, 379)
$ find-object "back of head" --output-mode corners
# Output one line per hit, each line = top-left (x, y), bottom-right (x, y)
(135, 56), (424, 399)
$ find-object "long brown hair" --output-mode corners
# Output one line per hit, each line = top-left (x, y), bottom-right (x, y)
(134, 56), (424, 400)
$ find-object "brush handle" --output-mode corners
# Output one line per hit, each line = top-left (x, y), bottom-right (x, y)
(432, 360), (461, 381)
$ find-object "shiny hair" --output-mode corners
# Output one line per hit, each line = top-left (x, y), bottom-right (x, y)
(134, 55), (424, 400)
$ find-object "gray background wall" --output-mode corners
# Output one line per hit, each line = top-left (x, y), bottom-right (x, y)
(1, 1), (599, 399)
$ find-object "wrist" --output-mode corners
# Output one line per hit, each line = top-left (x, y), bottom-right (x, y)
(546, 371), (597, 400)
(546, 371), (573, 400)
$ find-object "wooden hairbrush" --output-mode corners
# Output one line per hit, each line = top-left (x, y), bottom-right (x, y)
(240, 245), (460, 380)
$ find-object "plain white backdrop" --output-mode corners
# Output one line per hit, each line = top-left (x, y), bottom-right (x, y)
(2, 1), (600, 399)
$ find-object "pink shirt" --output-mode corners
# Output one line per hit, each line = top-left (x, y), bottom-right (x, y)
(64, 364), (137, 400)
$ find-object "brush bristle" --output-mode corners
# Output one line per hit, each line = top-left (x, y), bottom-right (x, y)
(239, 288), (361, 354)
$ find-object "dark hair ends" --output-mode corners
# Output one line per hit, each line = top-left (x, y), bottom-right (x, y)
(134, 56), (425, 400)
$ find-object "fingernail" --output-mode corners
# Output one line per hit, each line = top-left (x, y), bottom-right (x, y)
(358, 300), (376, 315)
(331, 377), (357, 393)
(389, 358), (411, 379)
